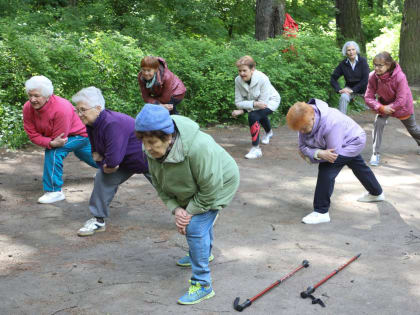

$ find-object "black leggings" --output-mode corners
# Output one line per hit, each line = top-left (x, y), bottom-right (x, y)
(248, 108), (273, 146)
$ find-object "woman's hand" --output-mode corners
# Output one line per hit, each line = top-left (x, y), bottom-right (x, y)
(174, 207), (192, 235)
(254, 101), (267, 109)
(92, 152), (103, 162)
(318, 149), (338, 163)
(161, 104), (174, 111)
(382, 105), (395, 115)
(232, 109), (244, 118)
(50, 133), (68, 148)
(103, 164), (119, 174)
(339, 87), (353, 95)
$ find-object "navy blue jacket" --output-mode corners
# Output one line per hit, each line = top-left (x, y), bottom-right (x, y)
(330, 55), (370, 94)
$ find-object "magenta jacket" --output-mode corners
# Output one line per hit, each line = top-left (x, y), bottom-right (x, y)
(365, 63), (413, 118)
(299, 99), (366, 164)
(23, 95), (87, 149)
(138, 57), (186, 104)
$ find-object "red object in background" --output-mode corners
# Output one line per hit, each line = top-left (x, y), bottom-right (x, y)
(282, 13), (298, 55)
(283, 13), (299, 37)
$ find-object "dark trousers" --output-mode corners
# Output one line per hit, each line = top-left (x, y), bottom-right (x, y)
(169, 96), (183, 115)
(314, 154), (383, 213)
(248, 108), (273, 146)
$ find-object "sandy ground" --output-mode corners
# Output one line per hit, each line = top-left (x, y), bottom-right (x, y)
(1, 108), (420, 315)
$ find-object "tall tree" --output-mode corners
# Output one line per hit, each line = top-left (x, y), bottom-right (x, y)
(255, 0), (285, 40)
(399, 0), (420, 84)
(255, 0), (272, 40)
(335, 0), (365, 53)
(269, 0), (285, 38)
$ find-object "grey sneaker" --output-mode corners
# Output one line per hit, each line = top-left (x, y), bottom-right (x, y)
(77, 218), (106, 236)
(369, 154), (380, 166)
(357, 192), (385, 203)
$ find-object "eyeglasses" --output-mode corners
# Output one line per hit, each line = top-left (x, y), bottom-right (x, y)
(75, 107), (95, 115)
(374, 63), (386, 68)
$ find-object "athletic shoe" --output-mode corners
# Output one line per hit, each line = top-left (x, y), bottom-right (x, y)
(261, 131), (273, 145)
(369, 154), (380, 166)
(37, 191), (65, 204)
(177, 281), (215, 305)
(357, 192), (385, 203)
(77, 218), (106, 236)
(245, 147), (262, 159)
(176, 254), (215, 267)
(302, 211), (330, 224)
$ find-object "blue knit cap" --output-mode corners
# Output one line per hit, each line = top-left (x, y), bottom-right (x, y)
(135, 103), (174, 134)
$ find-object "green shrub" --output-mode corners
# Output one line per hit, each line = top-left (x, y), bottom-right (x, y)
(0, 25), (342, 148)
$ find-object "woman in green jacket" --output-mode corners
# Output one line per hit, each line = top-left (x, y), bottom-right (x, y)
(135, 104), (240, 305)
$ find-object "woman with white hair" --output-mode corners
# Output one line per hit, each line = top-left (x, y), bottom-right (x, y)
(22, 75), (97, 204)
(72, 87), (151, 236)
(330, 41), (370, 114)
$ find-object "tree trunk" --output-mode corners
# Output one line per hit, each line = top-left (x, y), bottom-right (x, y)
(399, 0), (420, 84)
(255, 0), (273, 40)
(269, 0), (285, 38)
(335, 0), (365, 54)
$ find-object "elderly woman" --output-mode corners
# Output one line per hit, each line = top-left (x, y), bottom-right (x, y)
(22, 76), (97, 204)
(72, 87), (150, 236)
(365, 51), (420, 166)
(232, 55), (281, 159)
(286, 99), (384, 224)
(135, 104), (239, 305)
(330, 41), (370, 114)
(138, 56), (186, 115)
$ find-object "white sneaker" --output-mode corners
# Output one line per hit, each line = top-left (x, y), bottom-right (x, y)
(245, 147), (262, 159)
(369, 154), (380, 166)
(77, 218), (106, 236)
(357, 192), (385, 203)
(37, 191), (65, 204)
(261, 131), (273, 145)
(302, 211), (330, 224)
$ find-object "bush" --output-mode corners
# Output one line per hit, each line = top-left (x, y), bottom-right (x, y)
(0, 25), (342, 148)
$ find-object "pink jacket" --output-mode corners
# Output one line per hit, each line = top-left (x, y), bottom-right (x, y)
(23, 94), (88, 149)
(138, 57), (186, 104)
(365, 64), (413, 118)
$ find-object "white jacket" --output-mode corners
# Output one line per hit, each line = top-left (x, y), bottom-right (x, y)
(234, 70), (280, 112)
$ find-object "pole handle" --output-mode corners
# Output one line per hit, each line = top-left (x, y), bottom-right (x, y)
(233, 298), (252, 312)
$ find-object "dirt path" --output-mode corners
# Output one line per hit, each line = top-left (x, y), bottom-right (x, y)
(1, 108), (420, 314)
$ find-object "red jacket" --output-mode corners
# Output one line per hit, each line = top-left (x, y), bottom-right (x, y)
(138, 57), (186, 104)
(365, 64), (413, 118)
(23, 95), (87, 149)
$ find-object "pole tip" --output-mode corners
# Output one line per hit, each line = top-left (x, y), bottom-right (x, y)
(302, 260), (310, 268)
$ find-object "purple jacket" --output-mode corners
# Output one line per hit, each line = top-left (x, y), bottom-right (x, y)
(365, 64), (413, 118)
(299, 99), (366, 163)
(87, 110), (148, 173)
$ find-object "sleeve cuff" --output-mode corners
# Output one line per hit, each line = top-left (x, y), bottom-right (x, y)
(314, 149), (321, 160)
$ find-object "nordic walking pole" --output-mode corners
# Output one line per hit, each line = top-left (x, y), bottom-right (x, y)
(300, 253), (361, 307)
(233, 260), (309, 312)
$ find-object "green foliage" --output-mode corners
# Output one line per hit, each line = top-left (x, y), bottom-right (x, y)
(150, 34), (341, 126)
(0, 28), (144, 147)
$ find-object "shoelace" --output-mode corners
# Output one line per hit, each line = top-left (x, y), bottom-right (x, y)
(188, 283), (201, 295)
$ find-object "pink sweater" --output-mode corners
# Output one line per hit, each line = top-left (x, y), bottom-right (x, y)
(23, 94), (88, 149)
(365, 64), (413, 118)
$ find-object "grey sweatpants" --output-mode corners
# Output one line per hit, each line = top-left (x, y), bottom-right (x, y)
(338, 92), (366, 114)
(89, 169), (152, 218)
(372, 114), (420, 154)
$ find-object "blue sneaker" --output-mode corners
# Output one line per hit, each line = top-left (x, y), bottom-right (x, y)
(176, 253), (215, 267)
(177, 281), (215, 305)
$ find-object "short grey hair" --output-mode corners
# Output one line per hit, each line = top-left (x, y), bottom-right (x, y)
(72, 86), (105, 110)
(25, 75), (54, 97)
(342, 41), (360, 56)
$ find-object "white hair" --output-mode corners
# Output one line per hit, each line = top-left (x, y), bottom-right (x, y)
(72, 86), (105, 110)
(342, 41), (360, 56)
(25, 75), (54, 97)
